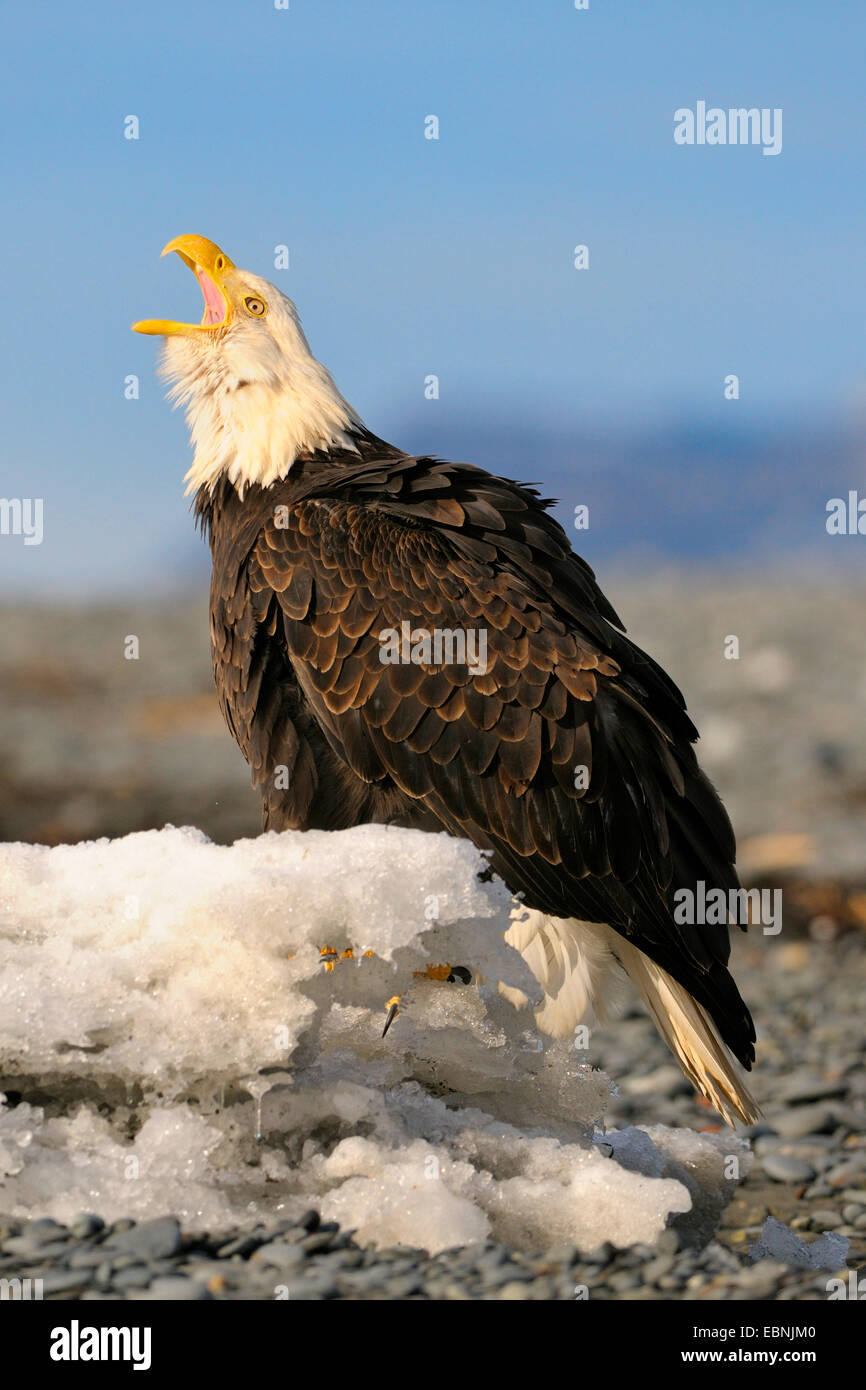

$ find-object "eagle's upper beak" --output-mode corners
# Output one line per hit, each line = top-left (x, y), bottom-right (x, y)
(132, 235), (235, 336)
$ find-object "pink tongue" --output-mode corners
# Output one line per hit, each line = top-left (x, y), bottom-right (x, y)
(196, 268), (225, 325)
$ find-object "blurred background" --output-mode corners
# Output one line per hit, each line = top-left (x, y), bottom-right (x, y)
(0, 1), (864, 895)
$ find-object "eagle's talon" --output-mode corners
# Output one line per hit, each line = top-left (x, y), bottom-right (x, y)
(382, 996), (402, 1037)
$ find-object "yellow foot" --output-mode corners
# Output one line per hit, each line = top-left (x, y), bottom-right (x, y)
(318, 945), (374, 972)
(413, 962), (452, 982)
(382, 964), (473, 1036)
(412, 963), (473, 984)
(382, 995), (402, 1037)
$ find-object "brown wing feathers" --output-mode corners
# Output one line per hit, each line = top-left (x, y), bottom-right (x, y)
(201, 449), (755, 1070)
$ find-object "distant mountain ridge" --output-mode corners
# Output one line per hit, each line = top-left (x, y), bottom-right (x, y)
(391, 413), (865, 565)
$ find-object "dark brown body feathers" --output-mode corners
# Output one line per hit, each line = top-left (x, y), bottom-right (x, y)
(197, 434), (755, 1070)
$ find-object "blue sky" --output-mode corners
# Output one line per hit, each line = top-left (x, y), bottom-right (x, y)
(1, 1), (864, 595)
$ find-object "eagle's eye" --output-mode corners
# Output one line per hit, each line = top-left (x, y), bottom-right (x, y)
(244, 296), (267, 317)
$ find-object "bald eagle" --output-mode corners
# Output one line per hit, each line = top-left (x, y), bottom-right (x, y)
(134, 235), (757, 1126)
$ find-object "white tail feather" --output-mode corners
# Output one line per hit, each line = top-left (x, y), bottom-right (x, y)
(504, 910), (759, 1128)
(612, 936), (759, 1127)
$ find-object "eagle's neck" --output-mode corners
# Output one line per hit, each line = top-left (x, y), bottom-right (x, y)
(161, 335), (365, 499)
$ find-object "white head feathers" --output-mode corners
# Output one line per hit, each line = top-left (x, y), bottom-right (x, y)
(159, 271), (364, 497)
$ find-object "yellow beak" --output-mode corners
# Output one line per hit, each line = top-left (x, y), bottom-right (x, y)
(132, 235), (236, 336)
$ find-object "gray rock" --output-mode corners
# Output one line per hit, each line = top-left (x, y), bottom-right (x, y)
(643, 1254), (676, 1282)
(777, 1079), (848, 1105)
(299, 1231), (338, 1256)
(67, 1251), (110, 1270)
(730, 1260), (789, 1294)
(770, 1104), (837, 1139)
(608, 1269), (642, 1292)
(337, 1267), (390, 1292)
(69, 1215), (104, 1239)
(2, 1237), (52, 1258)
(252, 1241), (306, 1270)
(621, 1065), (692, 1098)
(295, 1210), (321, 1233)
(760, 1153), (816, 1182)
(135, 1277), (211, 1300)
(497, 1281), (533, 1299)
(740, 1121), (779, 1140)
(112, 1265), (153, 1290)
(216, 1233), (264, 1259)
(103, 1217), (182, 1261)
(809, 1209), (843, 1229)
(382, 1273), (424, 1297)
(544, 1242), (580, 1266)
(480, 1263), (534, 1288)
(23, 1218), (68, 1243)
(40, 1268), (93, 1295)
(826, 1160), (866, 1186)
(268, 1275), (338, 1300)
(803, 1182), (833, 1200)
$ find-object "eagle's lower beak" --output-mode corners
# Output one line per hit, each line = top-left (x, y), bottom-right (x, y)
(132, 235), (235, 337)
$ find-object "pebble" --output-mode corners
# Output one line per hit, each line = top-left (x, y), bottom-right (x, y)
(112, 1265), (153, 1290)
(252, 1241), (306, 1270)
(3, 1236), (61, 1258)
(67, 1250), (111, 1270)
(271, 1275), (338, 1300)
(103, 1216), (182, 1261)
(608, 1270), (642, 1292)
(769, 1104), (837, 1139)
(740, 1122), (778, 1141)
(23, 1218), (68, 1243)
(730, 1261), (790, 1293)
(777, 1079), (848, 1105)
(217, 1233), (264, 1259)
(136, 1277), (210, 1301)
(498, 1281), (533, 1300)
(643, 1254), (675, 1283)
(481, 1264), (534, 1288)
(803, 1181), (833, 1200)
(827, 1161), (866, 1186)
(759, 1153), (816, 1182)
(809, 1209), (843, 1229)
(69, 1214), (104, 1239)
(621, 1065), (691, 1098)
(40, 1268), (93, 1295)
(299, 1231), (339, 1256)
(383, 1273), (424, 1297)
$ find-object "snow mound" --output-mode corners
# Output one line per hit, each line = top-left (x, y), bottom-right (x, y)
(0, 826), (749, 1252)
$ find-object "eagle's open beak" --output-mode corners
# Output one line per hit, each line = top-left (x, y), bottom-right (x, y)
(132, 234), (235, 336)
